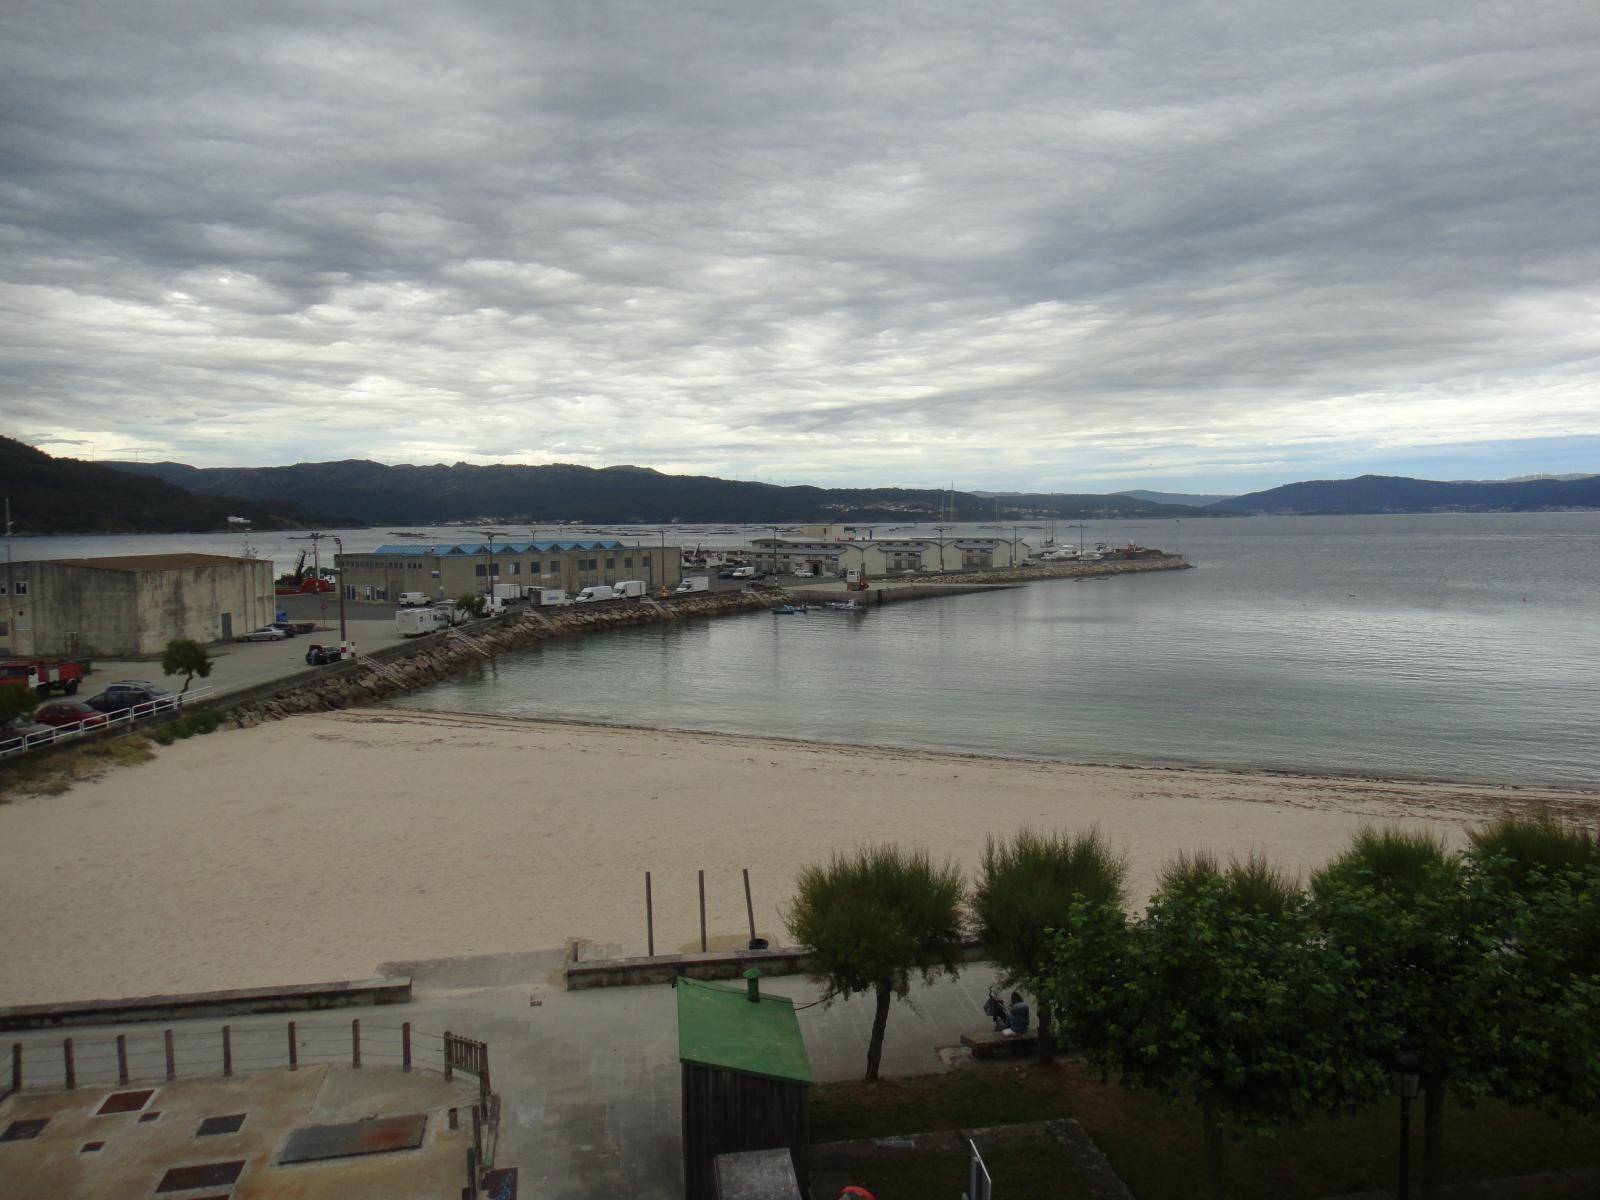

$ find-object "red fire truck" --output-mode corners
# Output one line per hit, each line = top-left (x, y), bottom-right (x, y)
(0, 658), (88, 698)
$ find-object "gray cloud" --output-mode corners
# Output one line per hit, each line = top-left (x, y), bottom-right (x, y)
(2, 0), (1599, 490)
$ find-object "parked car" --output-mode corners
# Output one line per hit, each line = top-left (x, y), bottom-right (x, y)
(267, 621), (301, 637)
(237, 626), (288, 642)
(716, 568), (739, 579)
(32, 699), (110, 729)
(304, 644), (345, 665)
(2, 722), (57, 751)
(86, 682), (177, 713)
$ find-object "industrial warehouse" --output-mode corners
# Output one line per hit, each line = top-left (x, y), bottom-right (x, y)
(335, 539), (684, 603)
(0, 553), (275, 657)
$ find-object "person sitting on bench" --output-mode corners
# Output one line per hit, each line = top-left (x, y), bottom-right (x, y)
(1003, 991), (1030, 1037)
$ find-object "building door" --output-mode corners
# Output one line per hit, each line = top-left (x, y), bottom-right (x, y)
(220, 612), (233, 639)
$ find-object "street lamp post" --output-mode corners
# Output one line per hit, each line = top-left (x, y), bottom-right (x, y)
(1391, 1038), (1421, 1200)
(932, 525), (948, 572)
(331, 535), (346, 649)
(472, 530), (503, 608)
(1010, 524), (1019, 566)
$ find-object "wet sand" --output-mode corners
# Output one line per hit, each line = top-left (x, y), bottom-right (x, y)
(1, 708), (1591, 1006)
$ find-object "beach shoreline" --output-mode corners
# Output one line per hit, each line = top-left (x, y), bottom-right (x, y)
(2, 709), (1593, 1007)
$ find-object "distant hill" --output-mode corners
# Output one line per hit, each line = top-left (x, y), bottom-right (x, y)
(0, 437), (338, 534)
(1207, 474), (1600, 516)
(1116, 489), (1238, 507)
(105, 459), (1195, 524)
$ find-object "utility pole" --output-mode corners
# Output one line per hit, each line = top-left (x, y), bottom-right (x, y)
(472, 531), (504, 606)
(4, 499), (17, 654)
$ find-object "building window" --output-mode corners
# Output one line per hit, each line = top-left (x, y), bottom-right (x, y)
(606, 557), (615, 569)
(13, 582), (25, 595)
(529, 562), (540, 574)
(624, 556), (633, 568)
(475, 565), (487, 577)
(0, 584), (6, 595)
(511, 563), (521, 575)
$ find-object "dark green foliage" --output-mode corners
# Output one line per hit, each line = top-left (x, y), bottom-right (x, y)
(786, 844), (965, 1080)
(1467, 809), (1599, 893)
(456, 593), (487, 617)
(149, 709), (223, 745)
(0, 684), (38, 726)
(974, 827), (1127, 1062)
(160, 638), (213, 695)
(0, 435), (337, 533)
(1312, 825), (1456, 898)
(1046, 854), (1381, 1196)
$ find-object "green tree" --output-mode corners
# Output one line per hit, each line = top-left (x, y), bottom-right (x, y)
(1047, 852), (1375, 1199)
(160, 638), (213, 695)
(1466, 812), (1600, 1119)
(786, 844), (965, 1081)
(0, 683), (38, 727)
(1310, 827), (1493, 1200)
(973, 826), (1127, 1064)
(456, 593), (487, 618)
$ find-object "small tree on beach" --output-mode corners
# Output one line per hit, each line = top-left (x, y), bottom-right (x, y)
(973, 826), (1127, 1064)
(160, 638), (213, 695)
(786, 844), (965, 1081)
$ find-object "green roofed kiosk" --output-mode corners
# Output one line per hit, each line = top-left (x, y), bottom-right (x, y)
(678, 970), (811, 1200)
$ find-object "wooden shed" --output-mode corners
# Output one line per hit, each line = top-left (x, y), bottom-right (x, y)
(678, 971), (812, 1200)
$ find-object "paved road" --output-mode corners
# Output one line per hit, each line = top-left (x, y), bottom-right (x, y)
(4, 952), (1013, 1200)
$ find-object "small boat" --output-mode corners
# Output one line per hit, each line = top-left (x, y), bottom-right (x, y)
(822, 600), (867, 613)
(771, 604), (808, 615)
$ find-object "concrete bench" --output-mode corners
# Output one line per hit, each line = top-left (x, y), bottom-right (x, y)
(960, 1029), (1040, 1059)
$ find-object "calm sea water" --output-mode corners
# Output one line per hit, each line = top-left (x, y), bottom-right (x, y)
(379, 513), (1600, 789)
(17, 514), (1599, 787)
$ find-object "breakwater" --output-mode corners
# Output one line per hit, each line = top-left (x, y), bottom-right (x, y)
(218, 556), (1190, 727)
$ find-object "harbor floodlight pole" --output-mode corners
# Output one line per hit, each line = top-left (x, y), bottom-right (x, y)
(331, 535), (346, 646)
(932, 525), (948, 572)
(472, 531), (503, 604)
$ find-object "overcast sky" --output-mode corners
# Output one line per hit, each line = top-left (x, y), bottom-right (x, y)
(3, 1), (1598, 492)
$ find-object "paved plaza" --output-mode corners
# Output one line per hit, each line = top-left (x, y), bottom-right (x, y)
(2, 948), (1014, 1199)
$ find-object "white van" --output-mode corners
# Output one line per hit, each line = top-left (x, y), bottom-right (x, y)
(612, 580), (646, 599)
(397, 592), (431, 607)
(395, 608), (449, 637)
(574, 585), (617, 603)
(530, 588), (572, 606)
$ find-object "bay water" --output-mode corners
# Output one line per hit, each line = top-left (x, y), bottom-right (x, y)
(377, 513), (1600, 789)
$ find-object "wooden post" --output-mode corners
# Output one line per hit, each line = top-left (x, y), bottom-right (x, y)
(351, 1019), (361, 1068)
(645, 870), (655, 957)
(116, 1035), (129, 1084)
(62, 1038), (75, 1090)
(222, 1025), (233, 1077)
(448, 1106), (459, 1130)
(164, 1030), (175, 1081)
(287, 1021), (297, 1070)
(10, 1042), (20, 1094)
(698, 869), (707, 953)
(402, 1022), (412, 1072)
(743, 867), (757, 944)
(471, 1103), (482, 1158)
(466, 1147), (478, 1194)
(444, 1031), (453, 1081)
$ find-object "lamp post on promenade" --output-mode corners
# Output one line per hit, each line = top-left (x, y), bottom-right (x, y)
(1391, 1038), (1421, 1200)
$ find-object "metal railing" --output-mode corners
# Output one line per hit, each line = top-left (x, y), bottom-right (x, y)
(0, 686), (215, 760)
(445, 627), (494, 658)
(357, 654), (409, 687)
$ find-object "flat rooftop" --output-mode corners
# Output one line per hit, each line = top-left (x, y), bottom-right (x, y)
(0, 1064), (477, 1200)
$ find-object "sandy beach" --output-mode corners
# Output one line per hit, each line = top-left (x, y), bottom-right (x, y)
(1, 709), (1593, 1007)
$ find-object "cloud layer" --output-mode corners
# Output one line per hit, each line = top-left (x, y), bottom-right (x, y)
(3, 1), (1598, 489)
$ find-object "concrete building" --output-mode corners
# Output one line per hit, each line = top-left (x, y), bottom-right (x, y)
(336, 539), (682, 603)
(0, 554), (276, 657)
(749, 536), (1030, 578)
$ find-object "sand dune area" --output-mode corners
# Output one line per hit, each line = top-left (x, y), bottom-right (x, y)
(1, 708), (1592, 1006)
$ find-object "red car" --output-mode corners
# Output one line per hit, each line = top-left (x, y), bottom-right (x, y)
(32, 699), (110, 730)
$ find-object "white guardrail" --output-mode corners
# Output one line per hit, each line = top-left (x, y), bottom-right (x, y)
(0, 686), (216, 761)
